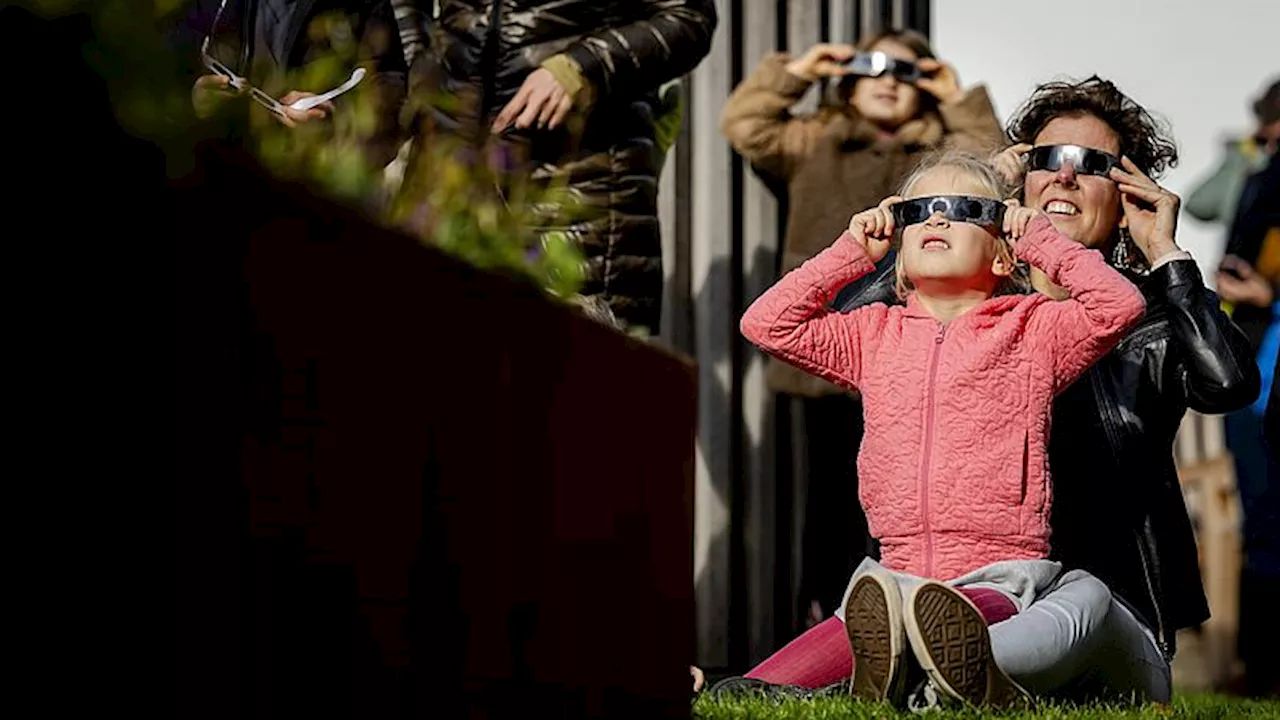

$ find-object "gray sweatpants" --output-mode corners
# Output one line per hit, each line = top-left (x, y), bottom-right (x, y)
(838, 558), (1172, 702)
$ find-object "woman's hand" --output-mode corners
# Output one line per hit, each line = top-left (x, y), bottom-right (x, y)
(846, 196), (901, 262)
(690, 666), (705, 693)
(992, 143), (1033, 188)
(785, 43), (856, 83)
(1002, 198), (1039, 240)
(1109, 156), (1183, 263)
(915, 58), (962, 104)
(1216, 255), (1276, 308)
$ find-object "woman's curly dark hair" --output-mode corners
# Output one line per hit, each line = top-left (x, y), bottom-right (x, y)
(1006, 76), (1179, 179)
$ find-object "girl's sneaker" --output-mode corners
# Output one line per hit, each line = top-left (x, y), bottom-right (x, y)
(903, 581), (1031, 709)
(844, 570), (908, 704)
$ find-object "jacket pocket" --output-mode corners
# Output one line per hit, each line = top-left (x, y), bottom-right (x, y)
(987, 428), (1028, 510)
(1020, 430), (1029, 505)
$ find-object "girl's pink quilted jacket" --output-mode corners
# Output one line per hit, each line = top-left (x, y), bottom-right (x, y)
(741, 215), (1145, 580)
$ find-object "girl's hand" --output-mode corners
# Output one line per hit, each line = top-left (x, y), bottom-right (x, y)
(785, 43), (856, 83)
(1002, 199), (1039, 241)
(915, 58), (962, 105)
(845, 196), (901, 262)
(1108, 156), (1182, 263)
(690, 666), (706, 693)
(992, 143), (1033, 188)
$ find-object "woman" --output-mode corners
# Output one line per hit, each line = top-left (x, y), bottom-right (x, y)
(994, 78), (1259, 686)
(720, 29), (1004, 626)
(700, 76), (1260, 705)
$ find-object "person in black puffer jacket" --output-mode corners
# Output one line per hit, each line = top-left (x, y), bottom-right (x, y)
(399, 1), (717, 333)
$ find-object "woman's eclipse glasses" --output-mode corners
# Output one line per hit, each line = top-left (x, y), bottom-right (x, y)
(1025, 145), (1121, 177)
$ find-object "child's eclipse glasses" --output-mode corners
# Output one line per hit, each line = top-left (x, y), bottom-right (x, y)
(1024, 144), (1121, 177)
(843, 51), (922, 83)
(891, 195), (1007, 229)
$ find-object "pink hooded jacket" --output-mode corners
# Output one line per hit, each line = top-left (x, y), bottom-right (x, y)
(741, 215), (1145, 580)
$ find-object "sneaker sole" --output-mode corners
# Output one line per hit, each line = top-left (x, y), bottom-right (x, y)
(844, 572), (906, 703)
(903, 582), (1029, 709)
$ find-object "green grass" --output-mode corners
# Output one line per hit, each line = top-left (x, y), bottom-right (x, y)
(692, 693), (1280, 719)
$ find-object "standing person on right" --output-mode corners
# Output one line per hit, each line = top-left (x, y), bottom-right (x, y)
(720, 29), (1004, 630)
(1215, 146), (1280, 698)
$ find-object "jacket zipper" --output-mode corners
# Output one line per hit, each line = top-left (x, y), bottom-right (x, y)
(1135, 533), (1172, 661)
(920, 325), (945, 577)
(1091, 365), (1171, 658)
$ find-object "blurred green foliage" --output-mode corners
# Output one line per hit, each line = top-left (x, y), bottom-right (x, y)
(24, 0), (586, 301)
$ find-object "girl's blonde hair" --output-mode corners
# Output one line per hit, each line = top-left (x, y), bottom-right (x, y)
(892, 150), (1029, 299)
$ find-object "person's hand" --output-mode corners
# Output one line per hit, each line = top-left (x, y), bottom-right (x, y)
(192, 74), (241, 118)
(992, 143), (1033, 188)
(690, 666), (705, 693)
(1216, 255), (1276, 308)
(274, 91), (333, 128)
(1002, 198), (1039, 241)
(1109, 156), (1182, 263)
(491, 68), (573, 134)
(915, 58), (962, 104)
(846, 196), (901, 262)
(784, 43), (856, 83)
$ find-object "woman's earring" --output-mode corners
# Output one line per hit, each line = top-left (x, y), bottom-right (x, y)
(1112, 229), (1134, 269)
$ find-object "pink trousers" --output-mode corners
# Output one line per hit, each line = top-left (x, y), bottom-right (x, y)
(742, 587), (1018, 689)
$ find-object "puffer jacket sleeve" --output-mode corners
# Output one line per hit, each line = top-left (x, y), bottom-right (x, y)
(1016, 215), (1147, 390)
(563, 0), (716, 100)
(1150, 260), (1261, 413)
(358, 0), (409, 168)
(741, 234), (886, 391)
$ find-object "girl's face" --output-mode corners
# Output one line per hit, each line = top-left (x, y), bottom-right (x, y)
(899, 167), (1010, 295)
(850, 39), (922, 131)
(1022, 113), (1124, 250)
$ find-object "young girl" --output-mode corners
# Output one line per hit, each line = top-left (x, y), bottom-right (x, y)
(721, 30), (1003, 626)
(738, 152), (1146, 708)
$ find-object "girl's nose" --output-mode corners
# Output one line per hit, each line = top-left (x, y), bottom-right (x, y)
(924, 212), (949, 227)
